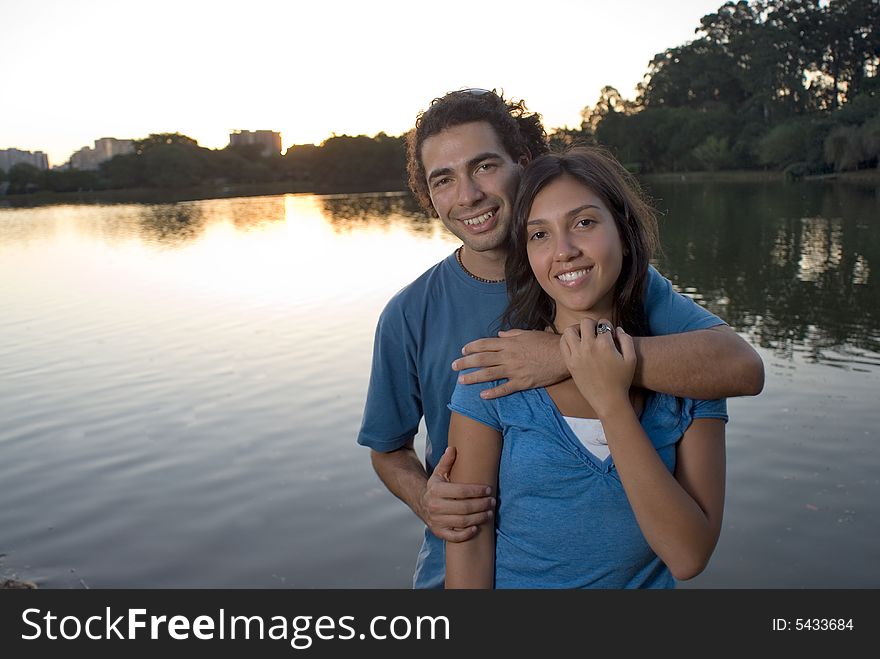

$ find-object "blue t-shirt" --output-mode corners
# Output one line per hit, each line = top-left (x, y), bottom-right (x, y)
(357, 251), (724, 588)
(449, 382), (728, 588)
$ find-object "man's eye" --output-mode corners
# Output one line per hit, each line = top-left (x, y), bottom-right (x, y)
(432, 178), (451, 189)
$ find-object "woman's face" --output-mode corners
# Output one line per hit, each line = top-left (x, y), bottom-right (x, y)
(525, 174), (624, 331)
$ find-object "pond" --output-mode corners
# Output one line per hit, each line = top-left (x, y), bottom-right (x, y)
(1, 181), (877, 588)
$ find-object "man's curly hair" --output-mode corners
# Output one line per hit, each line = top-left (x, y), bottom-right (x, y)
(406, 89), (549, 216)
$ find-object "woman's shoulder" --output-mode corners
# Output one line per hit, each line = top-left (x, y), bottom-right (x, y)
(644, 392), (729, 429)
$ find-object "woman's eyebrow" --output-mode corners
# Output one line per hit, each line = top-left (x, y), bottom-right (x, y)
(527, 204), (601, 225)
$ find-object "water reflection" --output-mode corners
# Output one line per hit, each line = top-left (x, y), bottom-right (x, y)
(1, 184), (878, 588)
(649, 180), (879, 367)
(1, 182), (877, 365)
(319, 191), (434, 234)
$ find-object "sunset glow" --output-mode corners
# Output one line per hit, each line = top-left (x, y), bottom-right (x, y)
(4, 0), (726, 167)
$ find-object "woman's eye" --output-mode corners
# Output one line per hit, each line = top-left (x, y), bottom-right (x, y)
(529, 231), (547, 241)
(576, 218), (595, 228)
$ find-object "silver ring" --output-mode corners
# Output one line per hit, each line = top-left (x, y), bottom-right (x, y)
(596, 322), (613, 335)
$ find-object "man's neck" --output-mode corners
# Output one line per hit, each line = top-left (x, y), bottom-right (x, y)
(459, 245), (507, 282)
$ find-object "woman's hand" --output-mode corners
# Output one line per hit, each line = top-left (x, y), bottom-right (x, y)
(560, 317), (636, 419)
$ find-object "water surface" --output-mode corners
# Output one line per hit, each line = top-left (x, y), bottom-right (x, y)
(1, 183), (877, 588)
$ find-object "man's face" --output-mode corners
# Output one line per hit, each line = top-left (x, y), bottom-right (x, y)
(420, 121), (522, 254)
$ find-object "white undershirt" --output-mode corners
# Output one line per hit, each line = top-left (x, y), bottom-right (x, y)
(562, 416), (610, 461)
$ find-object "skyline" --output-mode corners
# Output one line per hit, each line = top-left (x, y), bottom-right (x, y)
(4, 0), (729, 166)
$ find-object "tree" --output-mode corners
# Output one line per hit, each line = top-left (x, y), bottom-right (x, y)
(582, 86), (636, 131)
(133, 133), (200, 156)
(6, 163), (45, 193)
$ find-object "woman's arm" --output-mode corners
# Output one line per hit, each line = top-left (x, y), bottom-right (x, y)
(445, 412), (502, 589)
(597, 410), (726, 580)
(561, 318), (726, 580)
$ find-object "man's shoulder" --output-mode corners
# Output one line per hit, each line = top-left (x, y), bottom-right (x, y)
(381, 254), (455, 315)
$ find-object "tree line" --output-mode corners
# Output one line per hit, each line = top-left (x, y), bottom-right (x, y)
(0, 132), (407, 195)
(2, 0), (877, 195)
(575, 0), (880, 176)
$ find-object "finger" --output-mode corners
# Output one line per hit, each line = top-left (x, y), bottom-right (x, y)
(454, 510), (494, 529)
(561, 324), (581, 340)
(460, 338), (503, 356)
(458, 366), (504, 385)
(617, 327), (636, 363)
(497, 329), (524, 337)
(596, 318), (616, 347)
(432, 496), (496, 518)
(435, 525), (480, 543)
(479, 380), (517, 400)
(559, 333), (572, 361)
(430, 481), (493, 501)
(580, 317), (597, 339)
(452, 352), (501, 372)
(431, 446), (456, 480)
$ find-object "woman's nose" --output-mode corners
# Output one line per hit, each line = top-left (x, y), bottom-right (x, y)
(554, 233), (579, 260)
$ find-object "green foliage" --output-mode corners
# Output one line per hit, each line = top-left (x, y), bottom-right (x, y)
(547, 126), (594, 151)
(6, 163), (45, 193)
(597, 106), (737, 172)
(306, 133), (406, 191)
(587, 0), (879, 173)
(45, 168), (101, 192)
(824, 116), (880, 171)
(133, 132), (200, 155)
(758, 119), (831, 168)
(693, 135), (732, 171)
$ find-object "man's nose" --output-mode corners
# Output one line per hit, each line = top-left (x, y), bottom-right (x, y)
(457, 175), (485, 206)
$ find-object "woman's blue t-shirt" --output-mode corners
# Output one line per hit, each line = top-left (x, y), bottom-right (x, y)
(449, 383), (727, 588)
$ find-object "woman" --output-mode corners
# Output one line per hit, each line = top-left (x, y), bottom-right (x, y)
(445, 147), (727, 588)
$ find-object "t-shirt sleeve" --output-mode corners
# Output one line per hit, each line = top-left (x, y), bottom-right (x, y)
(687, 397), (729, 423)
(644, 265), (725, 335)
(357, 298), (422, 452)
(447, 374), (502, 432)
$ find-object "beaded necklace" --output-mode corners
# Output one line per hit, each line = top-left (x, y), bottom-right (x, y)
(456, 246), (505, 284)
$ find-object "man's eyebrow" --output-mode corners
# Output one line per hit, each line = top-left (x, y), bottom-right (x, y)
(427, 152), (505, 182)
(527, 204), (601, 224)
(427, 166), (452, 182)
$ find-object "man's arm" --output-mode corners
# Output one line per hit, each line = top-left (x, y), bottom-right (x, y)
(370, 443), (494, 543)
(633, 324), (763, 399)
(454, 325), (763, 400)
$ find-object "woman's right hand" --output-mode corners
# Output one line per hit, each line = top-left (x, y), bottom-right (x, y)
(560, 317), (636, 419)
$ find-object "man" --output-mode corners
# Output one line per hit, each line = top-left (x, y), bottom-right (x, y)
(357, 89), (763, 588)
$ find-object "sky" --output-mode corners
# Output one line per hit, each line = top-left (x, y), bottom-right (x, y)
(2, 0), (728, 167)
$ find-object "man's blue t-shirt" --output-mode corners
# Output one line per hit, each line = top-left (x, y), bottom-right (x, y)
(357, 251), (724, 588)
(449, 382), (728, 588)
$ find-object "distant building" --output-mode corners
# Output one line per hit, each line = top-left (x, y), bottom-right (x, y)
(0, 148), (49, 172)
(69, 137), (134, 170)
(229, 130), (282, 156)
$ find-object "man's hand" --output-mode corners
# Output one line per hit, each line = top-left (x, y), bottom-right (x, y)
(451, 329), (568, 399)
(421, 447), (495, 543)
